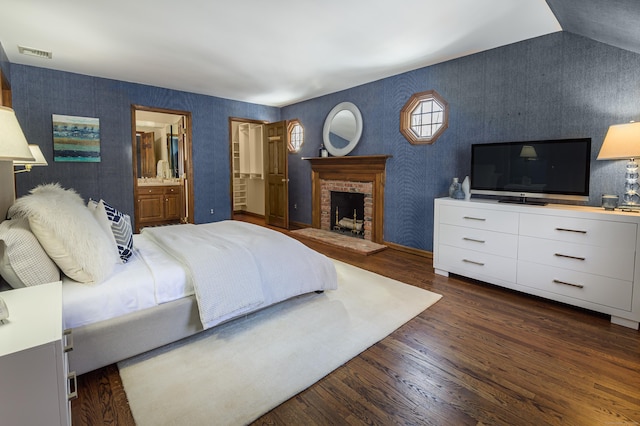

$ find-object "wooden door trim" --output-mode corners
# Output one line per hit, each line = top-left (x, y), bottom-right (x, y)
(131, 105), (194, 231)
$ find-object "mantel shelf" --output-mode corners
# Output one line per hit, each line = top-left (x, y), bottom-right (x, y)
(304, 155), (392, 173)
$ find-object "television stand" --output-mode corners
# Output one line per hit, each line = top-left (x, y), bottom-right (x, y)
(498, 197), (548, 206)
(433, 197), (640, 330)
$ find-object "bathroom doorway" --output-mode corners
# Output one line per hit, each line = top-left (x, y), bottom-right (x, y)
(131, 105), (194, 232)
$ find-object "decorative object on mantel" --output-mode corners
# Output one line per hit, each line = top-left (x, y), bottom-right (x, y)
(462, 176), (471, 200)
(318, 143), (328, 157)
(52, 114), (101, 162)
(597, 121), (640, 210)
(322, 102), (363, 156)
(400, 90), (449, 145)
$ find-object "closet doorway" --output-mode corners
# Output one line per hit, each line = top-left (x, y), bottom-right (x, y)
(131, 105), (194, 233)
(229, 118), (289, 229)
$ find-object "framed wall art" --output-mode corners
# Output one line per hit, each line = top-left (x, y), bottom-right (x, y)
(52, 114), (100, 162)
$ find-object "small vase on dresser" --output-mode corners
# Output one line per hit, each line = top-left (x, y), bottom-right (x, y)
(462, 176), (471, 200)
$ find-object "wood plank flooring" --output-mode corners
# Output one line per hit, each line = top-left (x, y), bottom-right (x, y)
(71, 216), (640, 425)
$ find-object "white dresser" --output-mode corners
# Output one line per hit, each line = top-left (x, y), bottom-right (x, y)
(0, 282), (75, 425)
(434, 198), (640, 329)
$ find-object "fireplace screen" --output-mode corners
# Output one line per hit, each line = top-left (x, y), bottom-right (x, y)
(330, 191), (365, 238)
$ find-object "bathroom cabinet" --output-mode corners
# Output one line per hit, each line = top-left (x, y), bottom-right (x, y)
(136, 184), (183, 231)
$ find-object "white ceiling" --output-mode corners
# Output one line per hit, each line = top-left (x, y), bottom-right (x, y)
(1, 0), (561, 107)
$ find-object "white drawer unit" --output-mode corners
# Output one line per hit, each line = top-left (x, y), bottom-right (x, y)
(434, 198), (640, 329)
(439, 204), (520, 234)
(439, 224), (518, 258)
(0, 282), (75, 425)
(517, 261), (633, 311)
(438, 245), (517, 283)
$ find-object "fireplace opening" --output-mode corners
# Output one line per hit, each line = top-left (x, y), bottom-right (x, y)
(330, 191), (365, 239)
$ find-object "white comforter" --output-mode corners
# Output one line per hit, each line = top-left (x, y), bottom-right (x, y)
(141, 220), (337, 329)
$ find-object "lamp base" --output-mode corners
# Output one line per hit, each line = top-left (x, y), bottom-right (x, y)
(618, 204), (640, 213)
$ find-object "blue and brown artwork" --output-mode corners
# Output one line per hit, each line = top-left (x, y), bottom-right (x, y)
(52, 114), (100, 162)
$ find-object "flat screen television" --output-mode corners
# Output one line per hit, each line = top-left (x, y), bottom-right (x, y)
(470, 138), (591, 204)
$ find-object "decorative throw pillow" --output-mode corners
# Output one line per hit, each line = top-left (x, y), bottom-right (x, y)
(8, 183), (118, 283)
(99, 199), (133, 263)
(87, 199), (121, 262)
(0, 218), (60, 288)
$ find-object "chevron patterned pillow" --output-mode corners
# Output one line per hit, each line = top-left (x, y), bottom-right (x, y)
(100, 200), (134, 263)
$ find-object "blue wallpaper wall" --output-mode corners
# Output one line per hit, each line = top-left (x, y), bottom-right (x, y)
(9, 65), (279, 225)
(5, 31), (640, 252)
(282, 32), (640, 251)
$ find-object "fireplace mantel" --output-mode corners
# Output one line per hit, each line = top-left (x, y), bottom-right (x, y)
(306, 155), (391, 243)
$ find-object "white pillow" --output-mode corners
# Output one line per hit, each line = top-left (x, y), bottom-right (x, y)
(87, 199), (133, 263)
(8, 183), (118, 283)
(87, 199), (121, 262)
(0, 218), (60, 288)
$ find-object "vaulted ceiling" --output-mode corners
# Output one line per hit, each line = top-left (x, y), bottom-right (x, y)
(1, 0), (638, 107)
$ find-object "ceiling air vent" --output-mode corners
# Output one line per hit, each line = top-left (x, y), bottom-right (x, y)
(18, 45), (52, 59)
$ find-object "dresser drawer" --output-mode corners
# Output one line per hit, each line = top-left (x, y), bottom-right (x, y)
(519, 213), (637, 251)
(437, 245), (517, 283)
(439, 224), (518, 258)
(517, 261), (633, 311)
(137, 186), (165, 195)
(439, 205), (519, 234)
(518, 236), (635, 281)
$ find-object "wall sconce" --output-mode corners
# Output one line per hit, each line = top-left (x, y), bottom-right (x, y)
(0, 106), (34, 161)
(14, 144), (48, 173)
(597, 121), (640, 208)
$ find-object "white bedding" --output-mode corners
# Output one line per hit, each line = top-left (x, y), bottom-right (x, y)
(62, 234), (192, 329)
(62, 221), (337, 330)
(142, 221), (338, 329)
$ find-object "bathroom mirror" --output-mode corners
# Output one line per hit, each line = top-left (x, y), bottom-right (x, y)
(322, 102), (363, 156)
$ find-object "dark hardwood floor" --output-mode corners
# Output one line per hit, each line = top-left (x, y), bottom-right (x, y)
(72, 215), (640, 425)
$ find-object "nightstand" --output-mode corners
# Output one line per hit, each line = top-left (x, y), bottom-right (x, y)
(0, 282), (75, 425)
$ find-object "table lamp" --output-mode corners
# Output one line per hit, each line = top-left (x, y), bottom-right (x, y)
(597, 122), (640, 209)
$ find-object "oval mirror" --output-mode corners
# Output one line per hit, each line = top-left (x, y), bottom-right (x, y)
(322, 102), (363, 156)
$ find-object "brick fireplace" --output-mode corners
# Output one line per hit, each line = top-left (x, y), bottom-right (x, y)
(306, 155), (391, 244)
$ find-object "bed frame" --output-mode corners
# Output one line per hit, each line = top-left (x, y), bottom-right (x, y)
(68, 296), (203, 375)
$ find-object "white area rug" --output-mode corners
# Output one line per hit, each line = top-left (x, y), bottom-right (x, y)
(118, 260), (442, 426)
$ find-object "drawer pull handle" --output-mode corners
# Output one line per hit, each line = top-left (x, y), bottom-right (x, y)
(553, 279), (584, 289)
(554, 253), (586, 261)
(463, 237), (485, 243)
(67, 371), (78, 401)
(463, 259), (485, 266)
(555, 227), (587, 234)
(63, 329), (74, 353)
(463, 216), (486, 221)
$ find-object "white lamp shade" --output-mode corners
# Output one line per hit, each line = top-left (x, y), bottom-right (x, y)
(0, 106), (34, 161)
(597, 122), (640, 160)
(14, 144), (48, 166)
(520, 145), (537, 158)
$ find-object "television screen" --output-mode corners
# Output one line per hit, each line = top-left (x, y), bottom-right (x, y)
(470, 138), (591, 203)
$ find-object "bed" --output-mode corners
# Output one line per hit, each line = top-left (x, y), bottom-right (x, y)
(0, 184), (337, 375)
